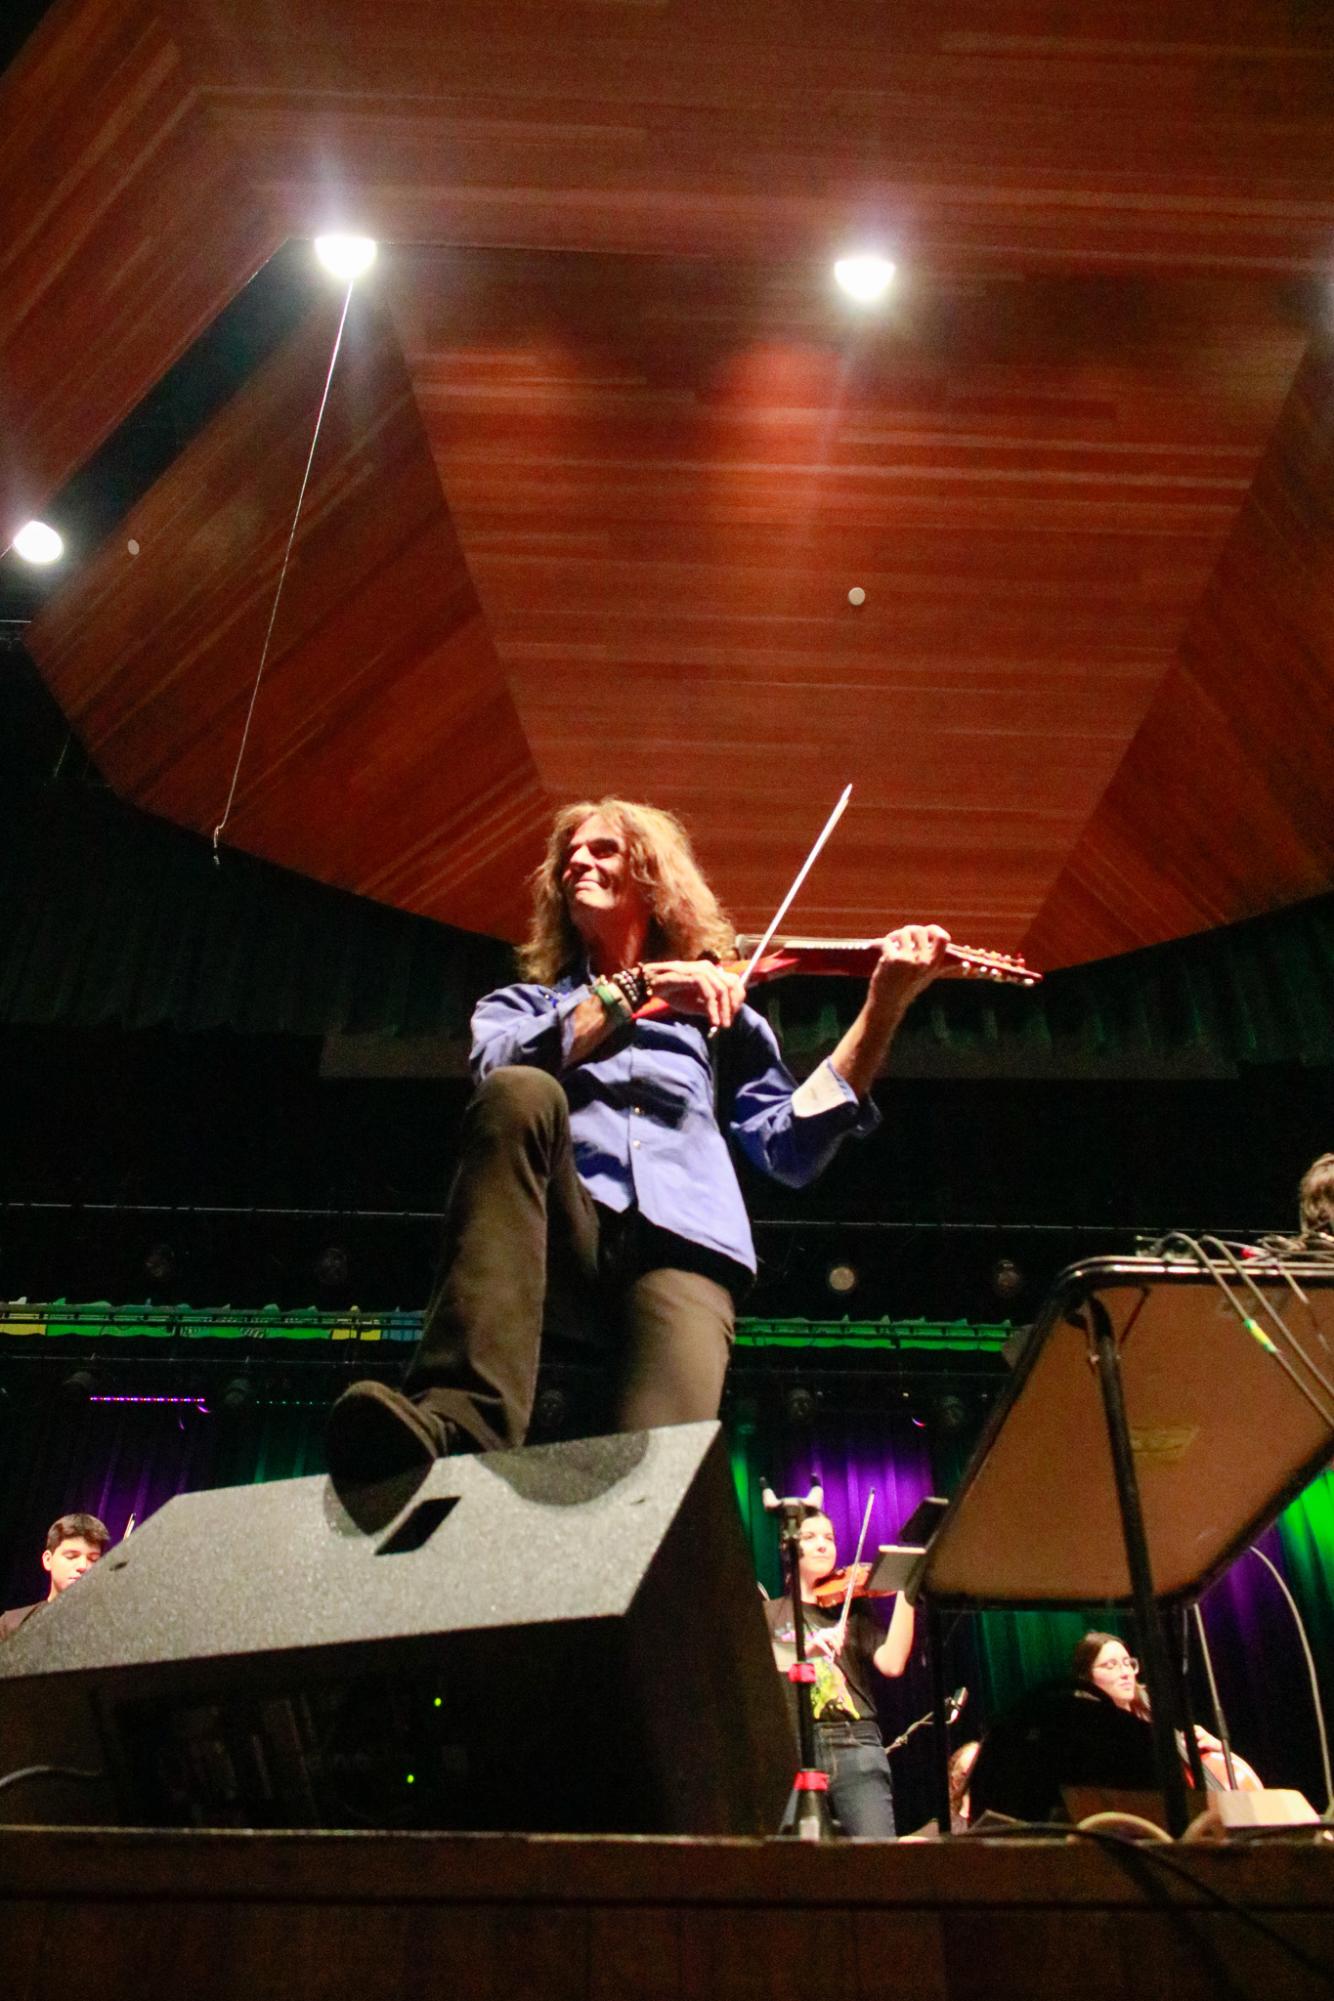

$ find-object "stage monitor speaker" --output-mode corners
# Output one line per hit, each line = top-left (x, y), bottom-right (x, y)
(0, 1422), (792, 1835)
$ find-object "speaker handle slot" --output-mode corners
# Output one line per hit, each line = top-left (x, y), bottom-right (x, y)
(375, 1496), (459, 1555)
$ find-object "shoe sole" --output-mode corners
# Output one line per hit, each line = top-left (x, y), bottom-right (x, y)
(326, 1383), (440, 1488)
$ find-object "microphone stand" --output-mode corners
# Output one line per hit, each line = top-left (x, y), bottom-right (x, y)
(764, 1483), (836, 1842)
(885, 1689), (967, 1758)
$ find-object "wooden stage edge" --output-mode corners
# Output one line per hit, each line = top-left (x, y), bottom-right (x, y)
(5, 1826), (1334, 2000)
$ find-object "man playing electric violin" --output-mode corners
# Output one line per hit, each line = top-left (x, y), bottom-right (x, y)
(327, 797), (950, 1485)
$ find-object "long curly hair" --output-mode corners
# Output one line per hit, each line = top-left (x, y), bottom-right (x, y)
(518, 798), (735, 983)
(1299, 1153), (1334, 1233)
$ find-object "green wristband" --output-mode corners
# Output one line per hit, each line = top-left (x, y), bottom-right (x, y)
(592, 977), (631, 1027)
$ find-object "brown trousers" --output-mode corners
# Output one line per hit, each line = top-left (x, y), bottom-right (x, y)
(404, 1066), (737, 1449)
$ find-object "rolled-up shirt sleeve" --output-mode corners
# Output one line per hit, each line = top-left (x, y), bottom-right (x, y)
(727, 1013), (880, 1188)
(470, 982), (596, 1080)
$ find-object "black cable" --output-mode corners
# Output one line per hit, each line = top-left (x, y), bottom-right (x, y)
(0, 1762), (104, 1794)
(1155, 1234), (1334, 1430)
(1196, 1235), (1334, 1414)
(1245, 1543), (1334, 1816)
(963, 1821), (1334, 1986)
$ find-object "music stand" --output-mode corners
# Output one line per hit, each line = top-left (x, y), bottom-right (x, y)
(911, 1252), (1334, 1835)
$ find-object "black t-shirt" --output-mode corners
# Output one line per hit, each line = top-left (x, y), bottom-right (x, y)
(764, 1595), (883, 1722)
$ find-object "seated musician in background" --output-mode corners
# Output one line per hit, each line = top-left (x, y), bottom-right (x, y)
(328, 797), (950, 1484)
(765, 1509), (915, 1837)
(948, 1738), (981, 1831)
(1074, 1631), (1259, 1791)
(1073, 1631), (1150, 1718)
(0, 1512), (109, 1641)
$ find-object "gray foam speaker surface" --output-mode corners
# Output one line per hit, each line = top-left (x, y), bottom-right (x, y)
(0, 1421), (792, 1834)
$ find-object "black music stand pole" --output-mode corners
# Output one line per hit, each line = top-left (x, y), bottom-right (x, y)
(1085, 1292), (1192, 1836)
(925, 1601), (953, 1837)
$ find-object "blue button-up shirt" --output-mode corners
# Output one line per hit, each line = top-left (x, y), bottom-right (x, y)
(470, 974), (880, 1274)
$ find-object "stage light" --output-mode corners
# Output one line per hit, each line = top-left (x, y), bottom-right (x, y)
(60, 1367), (95, 1405)
(314, 1244), (350, 1291)
(826, 1262), (858, 1295)
(784, 1384), (818, 1425)
(10, 520), (64, 565)
(221, 1375), (254, 1414)
(532, 1386), (570, 1433)
(990, 1256), (1025, 1301)
(314, 234), (377, 281)
(144, 1242), (178, 1287)
(833, 253), (895, 304)
(932, 1392), (969, 1435)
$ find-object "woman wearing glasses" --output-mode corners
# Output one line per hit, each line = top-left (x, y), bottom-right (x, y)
(1072, 1633), (1149, 1716)
(1072, 1631), (1260, 1791)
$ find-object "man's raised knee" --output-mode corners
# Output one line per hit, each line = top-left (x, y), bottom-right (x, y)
(469, 1065), (567, 1139)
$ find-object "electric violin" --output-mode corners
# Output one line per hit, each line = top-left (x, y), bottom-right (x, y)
(634, 782), (1041, 1021)
(733, 934), (1040, 990)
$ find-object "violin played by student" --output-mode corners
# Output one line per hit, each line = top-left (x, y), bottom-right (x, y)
(808, 1561), (898, 1606)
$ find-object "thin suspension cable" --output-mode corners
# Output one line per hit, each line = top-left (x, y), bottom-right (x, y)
(213, 280), (355, 858)
(1246, 1542), (1334, 1816)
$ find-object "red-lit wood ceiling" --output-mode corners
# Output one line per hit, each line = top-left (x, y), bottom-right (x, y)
(5, 0), (1334, 966)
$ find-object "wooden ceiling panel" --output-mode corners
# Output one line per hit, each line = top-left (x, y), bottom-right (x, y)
(0, 0), (280, 524)
(389, 249), (1307, 943)
(24, 298), (551, 939)
(9, 0), (1334, 965)
(187, 1), (1334, 271)
(1027, 336), (1334, 967)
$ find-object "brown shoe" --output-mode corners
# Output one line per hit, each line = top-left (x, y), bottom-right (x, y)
(326, 1380), (454, 1488)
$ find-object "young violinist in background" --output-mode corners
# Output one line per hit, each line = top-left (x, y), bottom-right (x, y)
(328, 796), (951, 1484)
(765, 1509), (916, 1836)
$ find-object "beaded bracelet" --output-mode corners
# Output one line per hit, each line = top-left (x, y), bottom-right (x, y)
(610, 964), (648, 1014)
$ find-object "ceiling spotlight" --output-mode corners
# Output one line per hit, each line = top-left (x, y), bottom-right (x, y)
(833, 253), (895, 305)
(10, 520), (64, 565)
(826, 1262), (858, 1296)
(314, 234), (378, 282)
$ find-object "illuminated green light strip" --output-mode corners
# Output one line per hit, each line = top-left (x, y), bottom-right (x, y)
(0, 1302), (1013, 1352)
(734, 1318), (1013, 1352)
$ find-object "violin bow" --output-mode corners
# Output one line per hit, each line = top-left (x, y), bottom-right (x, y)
(830, 1487), (875, 1658)
(739, 783), (852, 991)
